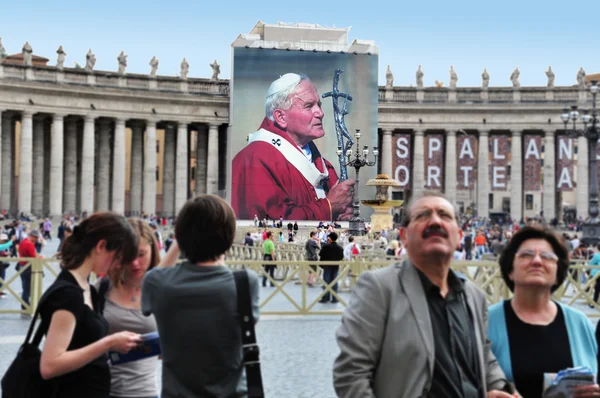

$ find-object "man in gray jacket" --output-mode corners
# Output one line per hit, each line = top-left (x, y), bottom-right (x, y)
(333, 192), (518, 398)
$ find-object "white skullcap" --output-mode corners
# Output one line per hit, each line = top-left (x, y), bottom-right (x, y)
(267, 73), (302, 97)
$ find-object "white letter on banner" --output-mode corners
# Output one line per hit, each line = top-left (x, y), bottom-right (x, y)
(557, 168), (573, 189)
(396, 137), (409, 158)
(460, 166), (472, 187)
(492, 167), (506, 188)
(558, 138), (572, 160)
(395, 165), (409, 186)
(428, 138), (441, 158)
(524, 138), (540, 160)
(459, 139), (474, 159)
(427, 166), (441, 187)
(493, 138), (505, 159)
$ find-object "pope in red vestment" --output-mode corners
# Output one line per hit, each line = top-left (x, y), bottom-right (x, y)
(232, 118), (339, 220)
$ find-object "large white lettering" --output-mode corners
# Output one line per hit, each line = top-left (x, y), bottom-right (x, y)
(396, 137), (409, 158)
(459, 138), (474, 159)
(524, 138), (540, 160)
(394, 165), (410, 186)
(557, 168), (573, 189)
(493, 138), (505, 159)
(460, 166), (472, 187)
(558, 138), (573, 160)
(492, 167), (506, 188)
(428, 137), (441, 158)
(427, 166), (441, 187)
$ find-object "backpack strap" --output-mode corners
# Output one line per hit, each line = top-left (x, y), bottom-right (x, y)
(28, 280), (73, 348)
(233, 270), (264, 398)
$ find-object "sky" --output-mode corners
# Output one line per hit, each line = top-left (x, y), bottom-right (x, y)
(1, 0), (598, 87)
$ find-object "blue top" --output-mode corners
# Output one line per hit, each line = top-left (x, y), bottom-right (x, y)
(589, 253), (600, 277)
(488, 300), (597, 381)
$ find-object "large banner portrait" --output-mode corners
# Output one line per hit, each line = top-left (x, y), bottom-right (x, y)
(229, 47), (379, 221)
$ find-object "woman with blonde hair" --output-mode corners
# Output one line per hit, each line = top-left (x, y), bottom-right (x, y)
(99, 218), (161, 398)
(385, 240), (401, 258)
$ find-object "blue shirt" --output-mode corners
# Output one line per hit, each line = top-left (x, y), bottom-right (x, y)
(589, 253), (600, 277)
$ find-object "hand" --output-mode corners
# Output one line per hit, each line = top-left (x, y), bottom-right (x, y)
(109, 331), (142, 354)
(574, 384), (600, 397)
(337, 207), (354, 221)
(487, 391), (520, 398)
(10, 235), (16, 242)
(327, 179), (355, 216)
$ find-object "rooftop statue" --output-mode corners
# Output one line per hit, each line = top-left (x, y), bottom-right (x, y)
(449, 66), (458, 89)
(416, 65), (424, 89)
(210, 59), (220, 81)
(385, 65), (394, 89)
(149, 56), (159, 77)
(510, 66), (520, 88)
(180, 58), (189, 80)
(482, 68), (490, 88)
(56, 45), (66, 70)
(117, 51), (128, 75)
(85, 49), (96, 72)
(22, 41), (33, 66)
(546, 66), (555, 89)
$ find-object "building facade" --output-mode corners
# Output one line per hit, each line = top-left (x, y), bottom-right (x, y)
(0, 26), (595, 220)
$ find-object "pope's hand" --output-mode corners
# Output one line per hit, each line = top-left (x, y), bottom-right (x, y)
(327, 179), (355, 216)
(337, 207), (354, 221)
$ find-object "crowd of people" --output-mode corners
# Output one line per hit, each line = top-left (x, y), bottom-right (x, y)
(4, 191), (600, 397)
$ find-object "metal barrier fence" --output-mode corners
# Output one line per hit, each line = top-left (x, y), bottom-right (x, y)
(1, 257), (599, 317)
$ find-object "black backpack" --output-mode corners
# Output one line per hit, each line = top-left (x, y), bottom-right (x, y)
(1, 280), (72, 398)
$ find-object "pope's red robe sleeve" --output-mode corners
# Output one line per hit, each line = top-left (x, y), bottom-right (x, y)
(232, 143), (333, 220)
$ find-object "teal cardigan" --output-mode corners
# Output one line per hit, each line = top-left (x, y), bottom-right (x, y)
(488, 301), (598, 381)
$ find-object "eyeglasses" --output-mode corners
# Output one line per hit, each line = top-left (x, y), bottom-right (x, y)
(516, 249), (559, 262)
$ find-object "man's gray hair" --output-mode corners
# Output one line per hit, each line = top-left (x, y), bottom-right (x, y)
(265, 74), (311, 121)
(400, 191), (460, 227)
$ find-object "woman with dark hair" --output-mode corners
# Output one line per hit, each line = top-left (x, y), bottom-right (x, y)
(488, 225), (599, 397)
(99, 218), (161, 398)
(39, 212), (142, 398)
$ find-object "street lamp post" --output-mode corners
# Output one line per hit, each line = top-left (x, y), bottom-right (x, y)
(561, 79), (600, 243)
(337, 129), (378, 236)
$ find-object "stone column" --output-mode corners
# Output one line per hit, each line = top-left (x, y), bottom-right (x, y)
(576, 136), (589, 218)
(206, 123), (219, 195)
(444, 130), (457, 205)
(96, 119), (112, 211)
(0, 112), (8, 211)
(80, 115), (95, 213)
(63, 118), (78, 214)
(542, 129), (556, 221)
(143, 120), (157, 215)
(49, 114), (64, 216)
(510, 130), (523, 221)
(381, 130), (393, 178)
(477, 130), (490, 218)
(18, 111), (34, 215)
(112, 119), (126, 213)
(129, 122), (143, 215)
(195, 126), (208, 195)
(163, 124), (176, 216)
(43, 121), (51, 215)
(175, 122), (188, 212)
(32, 116), (45, 215)
(412, 129), (425, 198)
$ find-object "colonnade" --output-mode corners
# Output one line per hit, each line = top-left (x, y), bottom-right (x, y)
(379, 127), (588, 221)
(0, 109), (223, 217)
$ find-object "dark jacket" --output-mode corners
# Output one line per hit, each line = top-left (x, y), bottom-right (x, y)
(319, 242), (344, 262)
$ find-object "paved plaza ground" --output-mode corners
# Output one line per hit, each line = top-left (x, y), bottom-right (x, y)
(0, 235), (343, 397)
(0, 230), (597, 397)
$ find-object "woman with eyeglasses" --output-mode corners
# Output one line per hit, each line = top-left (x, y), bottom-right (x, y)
(488, 225), (599, 397)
